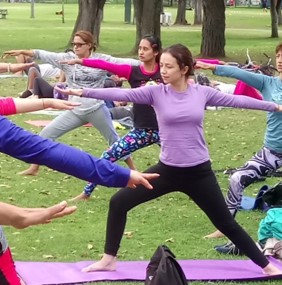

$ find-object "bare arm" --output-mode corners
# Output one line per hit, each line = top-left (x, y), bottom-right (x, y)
(0, 62), (34, 73)
(13, 98), (80, 114)
(0, 201), (77, 229)
(2, 49), (35, 59)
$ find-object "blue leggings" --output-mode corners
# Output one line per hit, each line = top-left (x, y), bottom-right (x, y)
(83, 128), (160, 196)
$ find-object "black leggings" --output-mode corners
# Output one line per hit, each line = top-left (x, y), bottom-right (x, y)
(105, 160), (269, 268)
(33, 77), (54, 98)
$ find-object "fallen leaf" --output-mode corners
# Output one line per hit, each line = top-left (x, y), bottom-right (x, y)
(42, 254), (54, 259)
(165, 238), (174, 243)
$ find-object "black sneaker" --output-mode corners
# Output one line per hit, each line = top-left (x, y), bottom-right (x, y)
(214, 242), (244, 256)
(20, 90), (33, 98)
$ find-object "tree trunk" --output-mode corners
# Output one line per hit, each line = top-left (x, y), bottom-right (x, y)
(69, 0), (106, 46)
(174, 0), (187, 25)
(270, 0), (278, 37)
(187, 0), (193, 7)
(132, 0), (162, 53)
(194, 0), (202, 25)
(30, 0), (35, 18)
(276, 0), (282, 25)
(201, 0), (225, 57)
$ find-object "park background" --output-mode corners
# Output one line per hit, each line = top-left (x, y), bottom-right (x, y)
(0, 1), (282, 285)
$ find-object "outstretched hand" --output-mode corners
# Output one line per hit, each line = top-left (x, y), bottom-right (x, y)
(0, 201), (77, 229)
(195, 61), (216, 71)
(1, 50), (23, 59)
(127, 170), (159, 189)
(22, 201), (77, 228)
(54, 86), (83, 97)
(9, 62), (35, 73)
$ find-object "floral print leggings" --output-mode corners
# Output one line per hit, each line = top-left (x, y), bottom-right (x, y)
(83, 128), (160, 196)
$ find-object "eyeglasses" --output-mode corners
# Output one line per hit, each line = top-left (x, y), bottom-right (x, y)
(72, 42), (87, 48)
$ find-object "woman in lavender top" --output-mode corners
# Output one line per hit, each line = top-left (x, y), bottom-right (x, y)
(56, 44), (282, 275)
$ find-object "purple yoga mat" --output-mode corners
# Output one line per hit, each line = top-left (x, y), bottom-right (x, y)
(16, 258), (282, 285)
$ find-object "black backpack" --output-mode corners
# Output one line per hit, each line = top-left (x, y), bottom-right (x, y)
(145, 245), (188, 285)
(262, 182), (282, 208)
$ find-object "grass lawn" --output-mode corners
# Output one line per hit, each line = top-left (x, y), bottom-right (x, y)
(1, 3), (282, 285)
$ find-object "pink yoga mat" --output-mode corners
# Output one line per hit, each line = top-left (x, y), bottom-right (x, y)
(15, 258), (282, 285)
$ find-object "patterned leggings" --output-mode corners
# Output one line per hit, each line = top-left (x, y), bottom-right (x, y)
(226, 147), (282, 216)
(83, 128), (160, 196)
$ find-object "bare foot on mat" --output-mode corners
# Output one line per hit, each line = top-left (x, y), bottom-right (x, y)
(82, 254), (116, 272)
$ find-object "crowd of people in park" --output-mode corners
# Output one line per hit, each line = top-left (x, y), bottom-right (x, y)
(1, 30), (282, 283)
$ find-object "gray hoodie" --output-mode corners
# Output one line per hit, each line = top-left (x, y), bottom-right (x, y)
(33, 49), (139, 116)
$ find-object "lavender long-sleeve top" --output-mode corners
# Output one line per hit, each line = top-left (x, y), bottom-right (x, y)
(83, 84), (278, 167)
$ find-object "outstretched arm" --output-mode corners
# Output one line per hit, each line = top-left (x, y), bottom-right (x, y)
(0, 62), (34, 74)
(0, 116), (159, 189)
(0, 201), (77, 229)
(60, 58), (132, 80)
(195, 58), (225, 65)
(3, 49), (35, 59)
(54, 85), (155, 105)
(204, 85), (281, 111)
(82, 58), (132, 79)
(0, 97), (81, 116)
(196, 61), (266, 91)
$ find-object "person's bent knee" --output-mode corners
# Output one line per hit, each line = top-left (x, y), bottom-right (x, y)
(229, 170), (256, 189)
(109, 190), (130, 213)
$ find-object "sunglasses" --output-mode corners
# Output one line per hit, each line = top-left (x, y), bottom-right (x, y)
(72, 42), (87, 48)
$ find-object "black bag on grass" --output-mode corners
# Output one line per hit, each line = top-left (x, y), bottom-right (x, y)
(262, 182), (282, 208)
(145, 245), (188, 285)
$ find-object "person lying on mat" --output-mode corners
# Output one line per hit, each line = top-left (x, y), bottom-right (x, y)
(195, 42), (282, 242)
(55, 44), (282, 275)
(0, 96), (159, 285)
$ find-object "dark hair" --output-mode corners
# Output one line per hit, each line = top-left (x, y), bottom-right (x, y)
(141, 35), (162, 63)
(74, 30), (97, 52)
(162, 44), (194, 78)
(275, 43), (282, 54)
